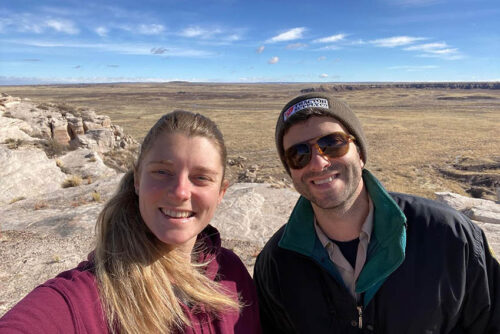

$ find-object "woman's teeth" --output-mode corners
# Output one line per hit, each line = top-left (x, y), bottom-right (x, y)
(160, 208), (193, 218)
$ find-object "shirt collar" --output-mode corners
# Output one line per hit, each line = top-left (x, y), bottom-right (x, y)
(315, 196), (374, 247)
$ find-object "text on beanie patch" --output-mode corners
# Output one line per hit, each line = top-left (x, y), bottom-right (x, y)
(283, 98), (329, 121)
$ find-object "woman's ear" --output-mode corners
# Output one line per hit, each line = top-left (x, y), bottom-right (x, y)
(217, 179), (229, 204)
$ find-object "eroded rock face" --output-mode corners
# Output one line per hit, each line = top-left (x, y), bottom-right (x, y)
(0, 94), (138, 206)
(58, 149), (117, 180)
(0, 95), (136, 153)
(435, 191), (500, 254)
(0, 146), (67, 204)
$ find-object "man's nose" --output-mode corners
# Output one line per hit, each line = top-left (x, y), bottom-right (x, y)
(308, 143), (331, 171)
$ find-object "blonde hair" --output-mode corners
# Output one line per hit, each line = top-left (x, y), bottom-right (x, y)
(94, 110), (239, 333)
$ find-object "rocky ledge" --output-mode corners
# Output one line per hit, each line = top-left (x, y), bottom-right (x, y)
(1, 93), (499, 317)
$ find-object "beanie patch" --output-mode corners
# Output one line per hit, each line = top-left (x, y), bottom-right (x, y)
(283, 98), (329, 121)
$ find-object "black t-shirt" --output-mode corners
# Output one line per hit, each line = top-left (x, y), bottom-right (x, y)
(331, 238), (360, 269)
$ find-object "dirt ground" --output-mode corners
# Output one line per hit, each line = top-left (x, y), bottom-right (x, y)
(1, 83), (499, 317)
(2, 83), (499, 200)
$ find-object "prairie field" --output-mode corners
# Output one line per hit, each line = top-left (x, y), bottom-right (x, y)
(1, 83), (499, 200)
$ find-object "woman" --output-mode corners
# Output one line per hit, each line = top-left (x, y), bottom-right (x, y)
(0, 110), (261, 333)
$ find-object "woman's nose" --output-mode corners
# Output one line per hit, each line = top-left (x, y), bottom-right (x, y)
(169, 175), (191, 201)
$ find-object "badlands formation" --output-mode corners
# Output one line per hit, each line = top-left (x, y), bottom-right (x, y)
(1, 93), (499, 316)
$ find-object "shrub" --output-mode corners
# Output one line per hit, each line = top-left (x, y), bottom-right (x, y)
(62, 175), (83, 188)
(5, 138), (24, 149)
(56, 103), (77, 116)
(37, 103), (50, 110)
(91, 191), (101, 202)
(42, 139), (68, 158)
(9, 196), (26, 204)
(34, 201), (48, 210)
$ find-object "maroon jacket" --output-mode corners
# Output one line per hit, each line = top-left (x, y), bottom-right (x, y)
(0, 225), (261, 333)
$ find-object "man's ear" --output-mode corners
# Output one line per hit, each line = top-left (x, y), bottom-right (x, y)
(218, 179), (229, 204)
(356, 145), (365, 169)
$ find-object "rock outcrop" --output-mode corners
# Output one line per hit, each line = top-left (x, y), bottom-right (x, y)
(0, 94), (136, 153)
(1, 93), (499, 318)
(0, 94), (138, 205)
(435, 191), (500, 253)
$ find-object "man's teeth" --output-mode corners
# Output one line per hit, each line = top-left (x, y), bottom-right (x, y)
(313, 176), (334, 185)
(161, 208), (193, 218)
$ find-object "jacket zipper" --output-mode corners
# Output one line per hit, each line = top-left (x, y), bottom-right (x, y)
(357, 304), (363, 329)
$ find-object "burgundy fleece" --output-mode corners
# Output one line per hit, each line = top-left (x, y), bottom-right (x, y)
(0, 225), (261, 333)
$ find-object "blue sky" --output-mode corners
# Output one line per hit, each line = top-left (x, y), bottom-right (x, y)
(1, 0), (499, 84)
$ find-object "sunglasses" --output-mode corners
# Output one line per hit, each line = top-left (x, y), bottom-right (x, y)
(284, 132), (356, 170)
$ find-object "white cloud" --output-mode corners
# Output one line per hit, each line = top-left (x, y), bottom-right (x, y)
(5, 39), (214, 57)
(137, 24), (165, 35)
(403, 42), (463, 59)
(286, 43), (307, 50)
(151, 47), (168, 54)
(180, 26), (222, 39)
(317, 45), (342, 51)
(95, 26), (109, 37)
(256, 46), (265, 54)
(388, 65), (438, 71)
(313, 34), (345, 43)
(320, 73), (328, 78)
(404, 42), (448, 51)
(370, 36), (425, 47)
(225, 34), (241, 41)
(266, 27), (306, 43)
(45, 19), (79, 34)
(268, 56), (279, 64)
(386, 0), (444, 7)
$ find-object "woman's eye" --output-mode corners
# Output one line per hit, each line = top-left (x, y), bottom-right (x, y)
(195, 175), (212, 182)
(153, 170), (170, 176)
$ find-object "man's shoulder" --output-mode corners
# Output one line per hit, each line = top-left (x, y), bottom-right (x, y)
(389, 192), (482, 240)
(390, 191), (469, 222)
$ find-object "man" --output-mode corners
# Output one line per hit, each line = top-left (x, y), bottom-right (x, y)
(254, 93), (500, 333)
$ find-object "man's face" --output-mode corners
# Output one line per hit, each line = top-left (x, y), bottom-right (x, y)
(283, 116), (365, 211)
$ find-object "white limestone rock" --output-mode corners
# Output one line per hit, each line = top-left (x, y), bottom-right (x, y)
(58, 149), (116, 180)
(211, 183), (299, 246)
(0, 146), (67, 205)
(435, 191), (500, 225)
(0, 116), (33, 142)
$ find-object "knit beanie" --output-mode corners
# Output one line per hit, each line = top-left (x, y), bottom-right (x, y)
(275, 93), (367, 174)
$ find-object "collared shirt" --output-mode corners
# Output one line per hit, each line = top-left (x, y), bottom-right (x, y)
(314, 198), (374, 300)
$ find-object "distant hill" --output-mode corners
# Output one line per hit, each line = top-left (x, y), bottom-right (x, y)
(301, 82), (500, 93)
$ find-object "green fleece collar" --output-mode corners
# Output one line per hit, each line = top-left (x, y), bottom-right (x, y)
(278, 169), (407, 300)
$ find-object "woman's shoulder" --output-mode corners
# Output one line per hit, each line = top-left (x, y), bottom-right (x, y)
(0, 259), (107, 333)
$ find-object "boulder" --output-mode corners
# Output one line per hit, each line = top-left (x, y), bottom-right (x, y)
(0, 174), (123, 235)
(66, 115), (85, 137)
(0, 146), (67, 205)
(49, 117), (70, 145)
(211, 183), (299, 246)
(0, 116), (33, 142)
(58, 149), (116, 180)
(435, 192), (500, 219)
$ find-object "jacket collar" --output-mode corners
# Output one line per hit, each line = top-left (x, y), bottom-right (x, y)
(194, 224), (222, 280)
(278, 169), (407, 296)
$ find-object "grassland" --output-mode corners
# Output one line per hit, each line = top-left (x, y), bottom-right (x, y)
(1, 83), (499, 200)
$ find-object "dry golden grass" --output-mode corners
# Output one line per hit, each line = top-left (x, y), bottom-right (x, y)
(1, 83), (499, 200)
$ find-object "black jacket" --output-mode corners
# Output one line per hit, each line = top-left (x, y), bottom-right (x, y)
(254, 170), (500, 333)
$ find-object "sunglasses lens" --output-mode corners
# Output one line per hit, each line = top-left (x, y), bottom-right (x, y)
(285, 143), (311, 169)
(318, 133), (350, 158)
(285, 132), (354, 170)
